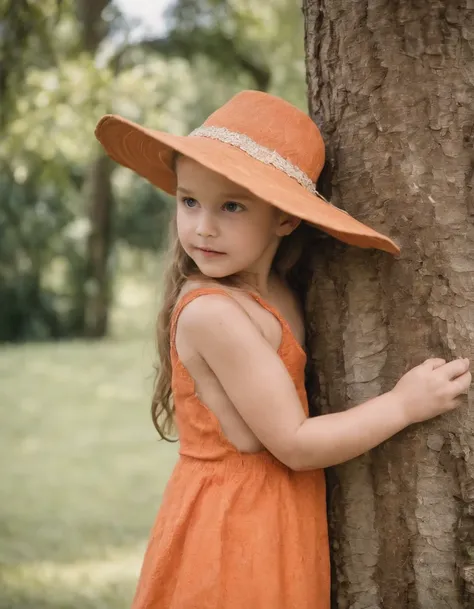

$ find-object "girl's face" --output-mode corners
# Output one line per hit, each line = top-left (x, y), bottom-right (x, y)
(175, 156), (298, 280)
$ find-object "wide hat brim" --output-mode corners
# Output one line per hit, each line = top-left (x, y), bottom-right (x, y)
(95, 114), (400, 256)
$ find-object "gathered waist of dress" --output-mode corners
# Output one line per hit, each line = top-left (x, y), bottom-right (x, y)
(179, 447), (287, 470)
(176, 448), (325, 479)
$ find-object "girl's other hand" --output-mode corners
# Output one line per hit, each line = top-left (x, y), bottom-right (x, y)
(391, 357), (471, 425)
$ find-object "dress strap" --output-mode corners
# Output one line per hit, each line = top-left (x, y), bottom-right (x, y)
(249, 291), (307, 360)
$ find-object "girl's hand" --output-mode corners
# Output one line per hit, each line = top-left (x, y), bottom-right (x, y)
(391, 358), (471, 425)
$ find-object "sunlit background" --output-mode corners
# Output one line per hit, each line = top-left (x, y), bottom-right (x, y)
(0, 1), (306, 606)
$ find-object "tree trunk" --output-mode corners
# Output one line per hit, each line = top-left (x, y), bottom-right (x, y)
(302, 1), (474, 608)
(77, 0), (114, 337)
(83, 154), (115, 338)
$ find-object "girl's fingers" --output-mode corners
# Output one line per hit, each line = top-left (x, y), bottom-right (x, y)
(450, 370), (472, 396)
(442, 358), (470, 381)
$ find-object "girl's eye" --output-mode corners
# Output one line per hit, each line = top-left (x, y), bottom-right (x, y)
(223, 201), (244, 213)
(182, 197), (197, 208)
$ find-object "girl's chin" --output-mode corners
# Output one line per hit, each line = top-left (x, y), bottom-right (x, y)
(192, 258), (237, 279)
(195, 266), (232, 279)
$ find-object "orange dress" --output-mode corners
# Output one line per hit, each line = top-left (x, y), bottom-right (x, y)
(132, 287), (330, 609)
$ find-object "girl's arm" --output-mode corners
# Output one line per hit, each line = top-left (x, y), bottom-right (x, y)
(179, 294), (469, 471)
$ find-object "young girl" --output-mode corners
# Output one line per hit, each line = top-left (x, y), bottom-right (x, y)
(95, 90), (471, 609)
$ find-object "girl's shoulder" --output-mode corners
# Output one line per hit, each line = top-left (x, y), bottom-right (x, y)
(175, 275), (304, 352)
(176, 276), (252, 309)
(176, 275), (301, 326)
(172, 279), (263, 357)
(173, 277), (248, 324)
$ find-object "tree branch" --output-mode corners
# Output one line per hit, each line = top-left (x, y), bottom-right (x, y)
(112, 29), (271, 92)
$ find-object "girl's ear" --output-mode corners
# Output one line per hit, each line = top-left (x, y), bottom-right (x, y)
(277, 213), (301, 237)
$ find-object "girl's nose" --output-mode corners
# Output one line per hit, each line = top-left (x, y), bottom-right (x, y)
(196, 211), (218, 237)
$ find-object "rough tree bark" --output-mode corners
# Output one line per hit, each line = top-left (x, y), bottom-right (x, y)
(302, 1), (474, 608)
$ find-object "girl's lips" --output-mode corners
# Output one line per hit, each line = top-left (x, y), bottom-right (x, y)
(196, 247), (225, 255)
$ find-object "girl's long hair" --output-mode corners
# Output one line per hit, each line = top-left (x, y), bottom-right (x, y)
(151, 210), (317, 441)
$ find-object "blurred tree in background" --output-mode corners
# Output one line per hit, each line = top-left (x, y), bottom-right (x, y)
(0, 0), (306, 342)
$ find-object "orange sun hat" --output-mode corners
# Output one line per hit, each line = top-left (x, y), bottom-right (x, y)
(95, 90), (400, 256)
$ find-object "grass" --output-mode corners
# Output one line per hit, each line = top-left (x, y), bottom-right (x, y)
(0, 272), (179, 608)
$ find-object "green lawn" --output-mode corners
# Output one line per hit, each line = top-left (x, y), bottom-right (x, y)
(0, 276), (179, 608)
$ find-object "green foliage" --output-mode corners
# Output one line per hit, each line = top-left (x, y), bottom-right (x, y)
(1, 0), (307, 342)
(163, 0), (306, 107)
(0, 158), (80, 341)
(1, 0), (77, 129)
